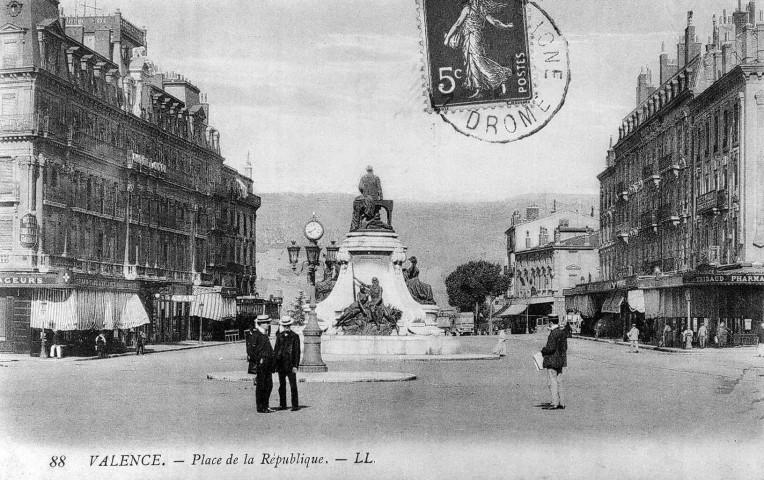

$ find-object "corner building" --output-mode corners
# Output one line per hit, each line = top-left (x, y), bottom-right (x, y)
(566, 3), (764, 346)
(0, 0), (260, 354)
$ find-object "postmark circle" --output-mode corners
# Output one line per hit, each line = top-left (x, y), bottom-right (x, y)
(419, 1), (570, 143)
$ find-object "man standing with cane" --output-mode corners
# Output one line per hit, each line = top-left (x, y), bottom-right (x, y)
(274, 313), (301, 411)
(541, 315), (567, 410)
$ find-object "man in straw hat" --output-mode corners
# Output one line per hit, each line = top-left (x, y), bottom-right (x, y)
(252, 315), (275, 413)
(274, 311), (301, 411)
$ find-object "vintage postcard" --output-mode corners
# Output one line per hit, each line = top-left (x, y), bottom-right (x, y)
(0, 0), (763, 479)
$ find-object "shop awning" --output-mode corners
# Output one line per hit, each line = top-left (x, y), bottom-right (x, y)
(496, 304), (528, 317)
(30, 290), (150, 331)
(565, 294), (596, 317)
(627, 290), (645, 313)
(191, 286), (237, 321)
(601, 292), (625, 314)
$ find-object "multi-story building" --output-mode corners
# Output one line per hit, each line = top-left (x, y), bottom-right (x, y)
(566, 3), (764, 346)
(501, 207), (599, 328)
(0, 0), (260, 354)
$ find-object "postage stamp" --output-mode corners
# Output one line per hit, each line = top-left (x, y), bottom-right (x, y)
(418, 0), (570, 143)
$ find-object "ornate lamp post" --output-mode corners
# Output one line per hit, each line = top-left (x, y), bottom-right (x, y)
(299, 301), (327, 373)
(286, 215), (336, 288)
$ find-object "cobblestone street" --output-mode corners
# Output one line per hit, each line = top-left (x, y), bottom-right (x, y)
(2, 335), (763, 479)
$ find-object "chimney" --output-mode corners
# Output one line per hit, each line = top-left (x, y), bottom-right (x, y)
(713, 15), (720, 48)
(245, 151), (253, 179)
(685, 11), (695, 65)
(591, 206), (595, 217)
(526, 205), (540, 221)
(734, 1), (750, 33)
(552, 199), (557, 213)
(636, 67), (656, 105)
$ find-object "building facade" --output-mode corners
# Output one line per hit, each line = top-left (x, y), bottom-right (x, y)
(0, 0), (260, 354)
(567, 3), (764, 346)
(502, 207), (599, 328)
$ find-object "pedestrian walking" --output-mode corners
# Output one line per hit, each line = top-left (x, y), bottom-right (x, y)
(274, 313), (301, 411)
(492, 328), (507, 356)
(50, 329), (63, 359)
(627, 323), (640, 353)
(756, 321), (764, 358)
(717, 322), (728, 347)
(252, 315), (275, 413)
(95, 332), (107, 358)
(698, 323), (708, 349)
(683, 325), (694, 349)
(661, 323), (672, 348)
(540, 316), (567, 410)
(135, 330), (146, 355)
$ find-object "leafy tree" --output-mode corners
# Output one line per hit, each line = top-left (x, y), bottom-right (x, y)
(445, 260), (511, 313)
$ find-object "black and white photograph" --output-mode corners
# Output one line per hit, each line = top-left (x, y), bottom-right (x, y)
(0, 1), (763, 479)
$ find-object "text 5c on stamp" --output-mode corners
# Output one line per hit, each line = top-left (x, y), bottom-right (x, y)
(417, 0), (570, 143)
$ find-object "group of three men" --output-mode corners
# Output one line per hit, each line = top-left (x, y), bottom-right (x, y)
(246, 310), (302, 413)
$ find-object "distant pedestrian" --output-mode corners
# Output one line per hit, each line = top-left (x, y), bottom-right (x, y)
(492, 328), (507, 356)
(135, 330), (146, 355)
(698, 324), (708, 349)
(540, 316), (567, 410)
(683, 325), (694, 349)
(252, 315), (275, 413)
(627, 323), (640, 353)
(50, 329), (63, 359)
(594, 319), (603, 339)
(718, 322), (728, 347)
(662, 323), (672, 347)
(95, 332), (107, 358)
(757, 321), (764, 358)
(274, 313), (301, 411)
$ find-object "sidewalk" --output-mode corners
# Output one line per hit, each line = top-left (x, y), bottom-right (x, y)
(572, 334), (748, 354)
(0, 340), (240, 363)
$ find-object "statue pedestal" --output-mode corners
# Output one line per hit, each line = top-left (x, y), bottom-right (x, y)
(315, 231), (428, 335)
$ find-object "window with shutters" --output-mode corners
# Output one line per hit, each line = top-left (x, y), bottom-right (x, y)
(1, 37), (20, 68)
(0, 216), (12, 250)
(1, 93), (17, 116)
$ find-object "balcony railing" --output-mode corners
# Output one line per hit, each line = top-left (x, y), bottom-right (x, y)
(697, 189), (728, 215)
(0, 113), (37, 133)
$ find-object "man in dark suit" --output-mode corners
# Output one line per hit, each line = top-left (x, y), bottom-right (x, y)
(540, 315), (567, 410)
(252, 315), (275, 413)
(245, 323), (257, 374)
(274, 314), (301, 411)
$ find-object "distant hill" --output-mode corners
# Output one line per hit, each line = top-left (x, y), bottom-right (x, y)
(254, 192), (598, 308)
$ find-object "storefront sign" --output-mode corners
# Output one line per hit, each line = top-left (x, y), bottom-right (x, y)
(19, 214), (37, 249)
(129, 152), (167, 174)
(685, 272), (764, 284)
(0, 273), (59, 286)
(73, 274), (139, 292)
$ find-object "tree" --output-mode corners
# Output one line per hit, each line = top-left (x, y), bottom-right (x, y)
(445, 260), (511, 313)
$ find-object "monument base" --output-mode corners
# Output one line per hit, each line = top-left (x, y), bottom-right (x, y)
(321, 334), (462, 355)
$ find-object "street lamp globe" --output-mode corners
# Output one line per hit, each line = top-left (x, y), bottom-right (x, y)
(305, 242), (321, 266)
(325, 240), (339, 265)
(287, 241), (301, 270)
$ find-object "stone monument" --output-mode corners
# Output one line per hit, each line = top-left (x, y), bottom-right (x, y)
(315, 167), (443, 336)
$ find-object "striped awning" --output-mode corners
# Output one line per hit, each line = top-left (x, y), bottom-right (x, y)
(601, 291), (625, 314)
(496, 304), (528, 317)
(30, 290), (150, 331)
(190, 286), (237, 321)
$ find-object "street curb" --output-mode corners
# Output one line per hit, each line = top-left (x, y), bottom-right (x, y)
(74, 341), (241, 361)
(571, 335), (697, 354)
(207, 371), (417, 383)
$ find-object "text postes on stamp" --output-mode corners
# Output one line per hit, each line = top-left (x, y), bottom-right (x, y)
(418, 0), (570, 143)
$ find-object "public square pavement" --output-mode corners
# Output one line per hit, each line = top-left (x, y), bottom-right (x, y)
(1, 334), (763, 480)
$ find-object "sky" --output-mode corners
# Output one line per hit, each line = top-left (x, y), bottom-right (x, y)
(59, 0), (734, 202)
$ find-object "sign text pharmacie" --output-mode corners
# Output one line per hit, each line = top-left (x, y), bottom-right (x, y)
(685, 272), (764, 284)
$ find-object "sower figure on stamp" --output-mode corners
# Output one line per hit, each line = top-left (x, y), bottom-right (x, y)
(540, 315), (567, 410)
(274, 313), (301, 411)
(252, 315), (275, 413)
